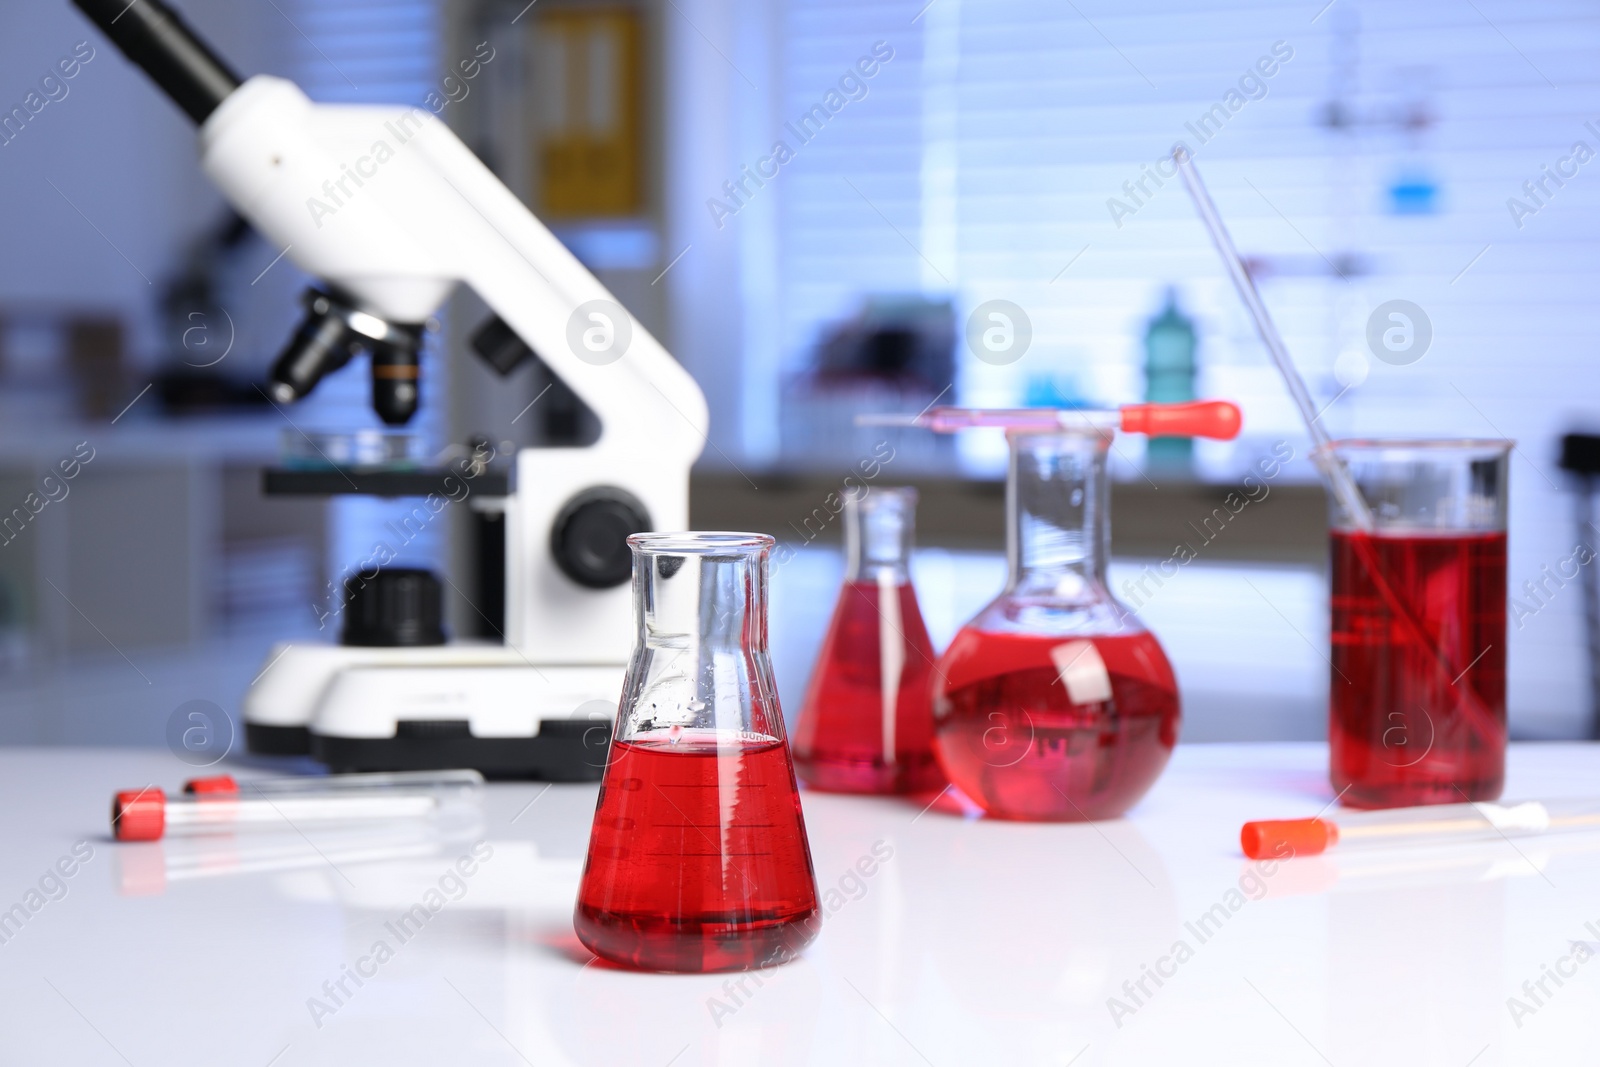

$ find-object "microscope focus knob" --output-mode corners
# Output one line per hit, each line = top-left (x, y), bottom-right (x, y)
(341, 568), (446, 647)
(551, 488), (651, 589)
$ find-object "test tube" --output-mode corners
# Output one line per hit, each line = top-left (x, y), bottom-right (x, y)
(1241, 798), (1600, 859)
(183, 769), (483, 797)
(113, 776), (477, 842)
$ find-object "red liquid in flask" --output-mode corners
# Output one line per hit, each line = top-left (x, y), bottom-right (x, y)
(793, 580), (944, 794)
(575, 731), (821, 973)
(933, 629), (1179, 821)
(1330, 529), (1507, 808)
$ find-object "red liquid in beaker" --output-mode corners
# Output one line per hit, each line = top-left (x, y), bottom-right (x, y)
(933, 629), (1179, 821)
(1330, 529), (1507, 808)
(575, 733), (821, 973)
(793, 580), (944, 794)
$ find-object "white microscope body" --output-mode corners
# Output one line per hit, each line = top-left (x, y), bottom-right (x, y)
(71, 0), (705, 776)
(202, 79), (706, 775)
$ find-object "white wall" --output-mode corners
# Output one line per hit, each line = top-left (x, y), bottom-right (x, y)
(771, 0), (1600, 737)
(661, 0), (786, 466)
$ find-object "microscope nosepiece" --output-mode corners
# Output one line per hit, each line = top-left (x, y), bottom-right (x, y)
(267, 288), (425, 424)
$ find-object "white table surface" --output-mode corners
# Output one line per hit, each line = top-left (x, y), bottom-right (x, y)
(3, 743), (1597, 1066)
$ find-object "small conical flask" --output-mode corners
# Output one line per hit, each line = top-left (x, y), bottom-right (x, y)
(575, 532), (821, 973)
(793, 488), (944, 794)
(933, 430), (1180, 821)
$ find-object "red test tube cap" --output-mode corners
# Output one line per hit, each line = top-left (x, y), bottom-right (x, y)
(113, 788), (166, 842)
(1240, 817), (1337, 860)
(184, 774), (239, 796)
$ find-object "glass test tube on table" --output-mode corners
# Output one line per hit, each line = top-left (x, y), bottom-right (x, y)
(114, 770), (484, 841)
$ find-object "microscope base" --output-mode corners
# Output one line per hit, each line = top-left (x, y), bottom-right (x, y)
(312, 720), (609, 781)
(244, 722), (316, 756)
(242, 645), (622, 779)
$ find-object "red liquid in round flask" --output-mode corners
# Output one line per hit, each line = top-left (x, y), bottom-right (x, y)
(575, 533), (820, 973)
(932, 430), (1180, 821)
(794, 488), (943, 794)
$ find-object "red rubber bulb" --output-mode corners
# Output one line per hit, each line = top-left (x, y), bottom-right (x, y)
(1120, 400), (1243, 441)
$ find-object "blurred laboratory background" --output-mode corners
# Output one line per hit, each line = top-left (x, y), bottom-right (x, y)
(0, 0), (1593, 745)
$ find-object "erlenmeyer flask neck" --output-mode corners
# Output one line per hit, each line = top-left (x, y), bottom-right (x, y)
(637, 544), (768, 655)
(623, 532), (781, 744)
(844, 487), (916, 584)
(1006, 431), (1110, 591)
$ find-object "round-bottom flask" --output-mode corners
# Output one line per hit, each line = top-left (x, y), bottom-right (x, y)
(575, 533), (821, 972)
(793, 488), (944, 794)
(932, 431), (1180, 820)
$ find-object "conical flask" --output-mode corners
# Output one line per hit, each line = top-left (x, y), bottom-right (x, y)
(793, 488), (944, 794)
(933, 430), (1181, 820)
(575, 532), (821, 972)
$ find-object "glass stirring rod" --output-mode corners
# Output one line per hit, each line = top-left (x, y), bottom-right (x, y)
(1171, 144), (1374, 531)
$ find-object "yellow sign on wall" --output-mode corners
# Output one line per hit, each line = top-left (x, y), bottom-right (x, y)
(534, 9), (642, 218)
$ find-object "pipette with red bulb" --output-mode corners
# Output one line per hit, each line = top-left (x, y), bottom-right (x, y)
(858, 399), (1243, 440)
(1241, 798), (1600, 860)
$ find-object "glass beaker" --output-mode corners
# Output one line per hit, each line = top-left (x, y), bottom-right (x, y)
(1323, 440), (1511, 808)
(574, 533), (821, 973)
(932, 430), (1180, 821)
(793, 487), (943, 794)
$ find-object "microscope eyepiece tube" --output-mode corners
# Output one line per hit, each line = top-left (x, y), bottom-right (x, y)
(71, 0), (242, 124)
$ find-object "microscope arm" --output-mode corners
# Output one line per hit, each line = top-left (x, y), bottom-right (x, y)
(73, 0), (708, 456)
(198, 75), (708, 459)
(78, 0), (715, 743)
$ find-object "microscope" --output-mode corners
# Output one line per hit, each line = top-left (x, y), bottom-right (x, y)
(72, 0), (708, 778)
